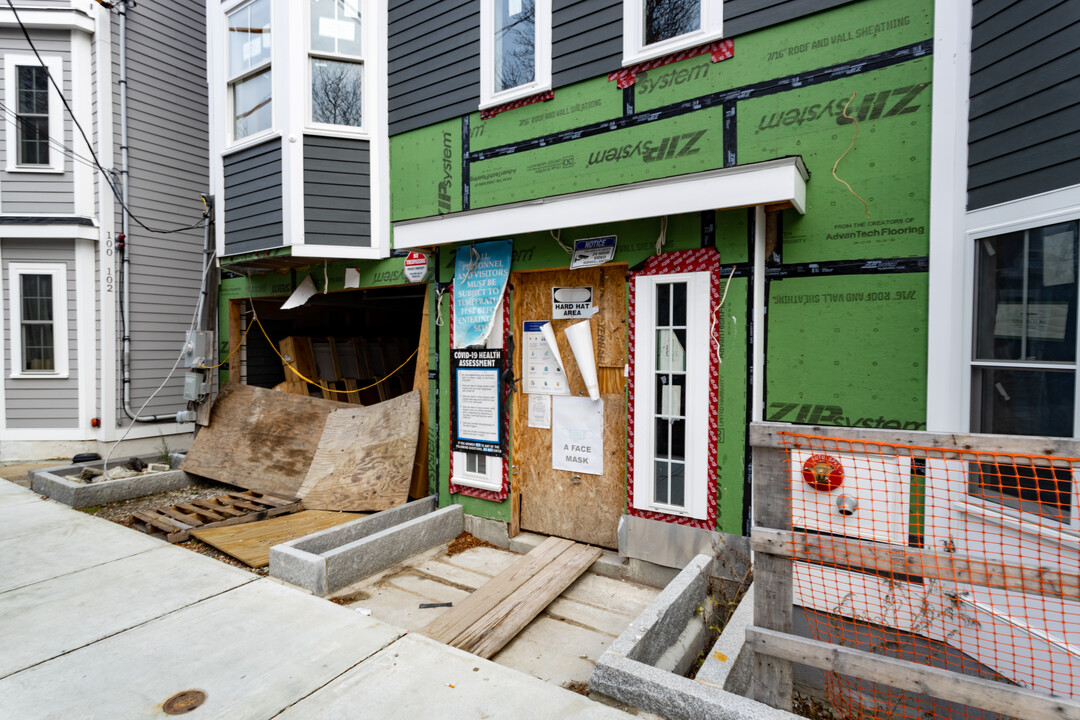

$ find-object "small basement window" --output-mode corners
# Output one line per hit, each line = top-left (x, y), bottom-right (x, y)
(968, 461), (1073, 526)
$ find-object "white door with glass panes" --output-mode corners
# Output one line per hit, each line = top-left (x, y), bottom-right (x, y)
(632, 271), (710, 520)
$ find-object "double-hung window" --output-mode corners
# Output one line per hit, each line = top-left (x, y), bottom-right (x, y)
(971, 220), (1079, 438)
(8, 263), (68, 377)
(4, 55), (63, 173)
(309, 0), (364, 129)
(227, 0), (272, 142)
(622, 0), (723, 65)
(479, 0), (551, 109)
(632, 271), (710, 519)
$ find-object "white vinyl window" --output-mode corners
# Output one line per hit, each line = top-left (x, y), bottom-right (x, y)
(452, 301), (504, 492)
(479, 0), (551, 110)
(8, 263), (68, 378)
(632, 271), (710, 519)
(309, 0), (364, 129)
(4, 54), (64, 173)
(622, 0), (723, 65)
(227, 0), (273, 142)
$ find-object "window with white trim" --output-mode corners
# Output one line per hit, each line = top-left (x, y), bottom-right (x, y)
(309, 0), (363, 129)
(622, 0), (723, 65)
(479, 0), (551, 109)
(632, 271), (710, 519)
(971, 220), (1079, 438)
(227, 0), (272, 142)
(4, 54), (64, 173)
(8, 263), (68, 377)
(452, 301), (504, 492)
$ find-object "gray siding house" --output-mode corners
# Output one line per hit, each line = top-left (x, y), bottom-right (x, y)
(0, 0), (208, 461)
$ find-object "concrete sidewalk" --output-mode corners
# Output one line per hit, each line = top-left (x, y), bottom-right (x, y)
(0, 480), (633, 719)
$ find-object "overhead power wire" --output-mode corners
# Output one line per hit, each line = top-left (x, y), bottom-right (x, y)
(6, 0), (208, 234)
(0, 101), (101, 171)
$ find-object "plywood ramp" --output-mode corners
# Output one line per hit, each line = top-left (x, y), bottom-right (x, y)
(420, 536), (602, 659)
(191, 510), (363, 567)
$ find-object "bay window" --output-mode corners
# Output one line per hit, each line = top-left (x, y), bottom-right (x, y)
(309, 0), (363, 128)
(228, 0), (272, 141)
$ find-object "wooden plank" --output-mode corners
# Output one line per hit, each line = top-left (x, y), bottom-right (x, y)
(296, 392), (420, 512)
(132, 511), (180, 534)
(191, 510), (363, 567)
(752, 445), (794, 711)
(409, 290), (430, 499)
(745, 627), (1080, 720)
(157, 506), (203, 527)
(752, 527), (1080, 602)
(750, 421), (1080, 461)
(280, 336), (318, 383)
(227, 299), (244, 385)
(179, 382), (352, 497)
(191, 499), (245, 517)
(342, 378), (363, 405)
(421, 536), (574, 644)
(176, 503), (225, 522)
(455, 542), (602, 659)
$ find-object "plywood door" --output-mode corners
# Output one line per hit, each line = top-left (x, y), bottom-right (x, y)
(512, 266), (627, 549)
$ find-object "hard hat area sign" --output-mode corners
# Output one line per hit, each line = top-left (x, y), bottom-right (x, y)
(551, 286), (594, 319)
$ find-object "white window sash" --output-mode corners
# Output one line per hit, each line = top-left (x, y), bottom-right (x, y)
(631, 270), (710, 519)
(306, 0), (366, 132)
(479, 0), (552, 110)
(4, 54), (64, 173)
(621, 0), (724, 66)
(8, 262), (68, 378)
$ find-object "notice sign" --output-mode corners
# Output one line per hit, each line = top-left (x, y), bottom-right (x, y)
(451, 349), (504, 456)
(552, 396), (604, 475)
(403, 252), (428, 283)
(453, 240), (512, 348)
(551, 286), (594, 319)
(570, 236), (617, 269)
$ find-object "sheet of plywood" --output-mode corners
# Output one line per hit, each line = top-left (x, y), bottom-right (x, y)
(180, 383), (352, 496)
(191, 510), (363, 567)
(297, 390), (420, 512)
(511, 267), (627, 548)
(409, 291), (431, 499)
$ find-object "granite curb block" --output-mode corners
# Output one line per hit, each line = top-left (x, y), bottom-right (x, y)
(270, 497), (463, 596)
(695, 584), (755, 696)
(591, 557), (797, 720)
(29, 454), (198, 509)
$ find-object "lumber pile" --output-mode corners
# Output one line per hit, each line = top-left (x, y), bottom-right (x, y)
(420, 537), (601, 659)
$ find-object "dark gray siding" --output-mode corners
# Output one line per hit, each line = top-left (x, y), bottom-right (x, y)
(304, 136), (371, 247)
(389, 0), (857, 135)
(968, 0), (1080, 209)
(112, 0), (209, 417)
(223, 139), (284, 255)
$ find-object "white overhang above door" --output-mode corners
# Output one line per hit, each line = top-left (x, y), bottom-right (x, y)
(392, 156), (808, 249)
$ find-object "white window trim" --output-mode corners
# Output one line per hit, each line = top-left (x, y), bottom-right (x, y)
(621, 0), (723, 66)
(631, 270), (709, 519)
(479, 0), (552, 111)
(306, 1), (367, 135)
(4, 54), (64, 174)
(8, 262), (69, 379)
(225, 0), (274, 148)
(452, 300), (504, 492)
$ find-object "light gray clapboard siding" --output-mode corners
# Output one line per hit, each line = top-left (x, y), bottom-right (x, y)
(388, 0), (858, 136)
(0, 28), (75, 213)
(303, 136), (371, 247)
(968, 0), (1080, 209)
(223, 139), (284, 255)
(2, 239), (79, 428)
(111, 0), (209, 417)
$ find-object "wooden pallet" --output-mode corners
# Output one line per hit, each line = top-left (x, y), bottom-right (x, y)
(127, 491), (302, 543)
(420, 536), (601, 659)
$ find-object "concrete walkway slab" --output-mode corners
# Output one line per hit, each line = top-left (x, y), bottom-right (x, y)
(493, 614), (615, 687)
(0, 513), (163, 593)
(0, 545), (253, 679)
(0, 497), (100, 542)
(0, 479), (44, 505)
(0, 579), (405, 720)
(278, 633), (630, 719)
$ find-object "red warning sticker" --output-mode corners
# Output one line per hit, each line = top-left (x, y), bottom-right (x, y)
(802, 454), (844, 491)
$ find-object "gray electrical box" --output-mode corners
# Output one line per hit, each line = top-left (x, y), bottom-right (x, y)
(183, 330), (214, 369)
(183, 370), (210, 401)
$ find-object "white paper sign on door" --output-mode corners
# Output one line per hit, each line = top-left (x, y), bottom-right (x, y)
(528, 393), (551, 429)
(552, 396), (603, 475)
